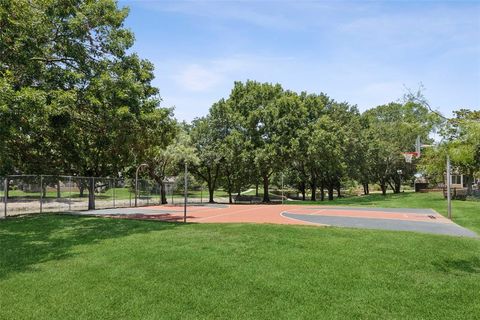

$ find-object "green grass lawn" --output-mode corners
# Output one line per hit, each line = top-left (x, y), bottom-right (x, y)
(289, 192), (480, 234)
(0, 215), (479, 319)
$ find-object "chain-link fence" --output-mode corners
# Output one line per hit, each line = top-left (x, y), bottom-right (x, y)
(167, 176), (210, 205)
(0, 173), (261, 218)
(0, 175), (164, 217)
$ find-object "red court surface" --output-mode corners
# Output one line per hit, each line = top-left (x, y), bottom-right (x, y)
(83, 204), (316, 225)
(75, 204), (477, 237)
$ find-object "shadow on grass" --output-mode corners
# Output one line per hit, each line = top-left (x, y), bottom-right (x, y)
(433, 256), (480, 274)
(0, 214), (180, 279)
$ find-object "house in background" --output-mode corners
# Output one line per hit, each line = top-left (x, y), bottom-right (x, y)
(449, 173), (468, 189)
(443, 171), (480, 199)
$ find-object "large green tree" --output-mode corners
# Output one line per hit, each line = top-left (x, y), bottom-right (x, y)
(362, 102), (438, 195)
(420, 109), (480, 195)
(189, 116), (223, 203)
(0, 0), (175, 209)
(226, 81), (306, 202)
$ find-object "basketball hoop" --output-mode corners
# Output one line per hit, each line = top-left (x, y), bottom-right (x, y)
(402, 152), (418, 163)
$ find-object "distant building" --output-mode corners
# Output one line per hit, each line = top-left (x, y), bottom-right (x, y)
(449, 173), (468, 189)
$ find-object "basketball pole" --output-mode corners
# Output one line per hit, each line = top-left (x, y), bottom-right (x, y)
(135, 163), (148, 207)
(184, 161), (187, 223)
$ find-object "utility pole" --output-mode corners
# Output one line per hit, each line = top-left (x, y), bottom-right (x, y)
(184, 161), (188, 223)
(3, 177), (7, 218)
(446, 155), (452, 219)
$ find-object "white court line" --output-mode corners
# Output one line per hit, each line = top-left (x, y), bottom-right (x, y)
(308, 209), (326, 215)
(195, 206), (267, 222)
(280, 211), (328, 226)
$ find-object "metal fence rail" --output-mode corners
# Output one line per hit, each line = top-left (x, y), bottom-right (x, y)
(0, 175), (165, 218)
(0, 173), (250, 218)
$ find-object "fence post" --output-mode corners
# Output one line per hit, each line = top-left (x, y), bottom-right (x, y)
(3, 177), (7, 218)
(113, 179), (116, 208)
(40, 175), (43, 214)
(146, 181), (150, 206)
(68, 176), (71, 211)
(92, 177), (95, 210)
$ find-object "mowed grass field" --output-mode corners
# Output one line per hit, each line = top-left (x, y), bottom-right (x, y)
(0, 193), (479, 319)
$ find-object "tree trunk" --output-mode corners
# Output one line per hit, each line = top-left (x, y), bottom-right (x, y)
(228, 191), (233, 204)
(380, 182), (387, 196)
(466, 172), (473, 196)
(159, 181), (167, 204)
(320, 180), (325, 201)
(310, 179), (317, 201)
(79, 185), (85, 197)
(336, 181), (341, 198)
(88, 178), (95, 210)
(327, 184), (334, 201)
(363, 183), (369, 195)
(255, 182), (259, 197)
(299, 181), (306, 201)
(395, 180), (401, 193)
(389, 179), (401, 194)
(388, 180), (396, 193)
(208, 183), (215, 203)
(262, 175), (270, 203)
(57, 181), (61, 198)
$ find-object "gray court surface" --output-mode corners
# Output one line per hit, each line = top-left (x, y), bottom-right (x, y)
(300, 207), (439, 214)
(74, 203), (230, 216)
(282, 211), (478, 238)
(79, 207), (181, 215)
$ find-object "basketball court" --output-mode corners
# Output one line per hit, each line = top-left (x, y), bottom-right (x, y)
(70, 204), (477, 237)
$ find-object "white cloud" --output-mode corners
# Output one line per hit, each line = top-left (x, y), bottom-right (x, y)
(171, 55), (293, 92)
(174, 64), (222, 92)
(123, 0), (480, 121)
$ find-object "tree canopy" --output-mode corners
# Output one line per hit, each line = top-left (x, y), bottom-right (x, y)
(1, 1), (477, 204)
(0, 0), (176, 208)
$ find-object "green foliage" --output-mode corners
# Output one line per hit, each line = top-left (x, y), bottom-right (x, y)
(0, 0), (177, 180)
(190, 81), (461, 202)
(189, 116), (223, 202)
(1, 1), (476, 205)
(419, 109), (480, 194)
(361, 102), (438, 194)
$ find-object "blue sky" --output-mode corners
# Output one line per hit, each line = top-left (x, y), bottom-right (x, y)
(119, 0), (480, 122)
